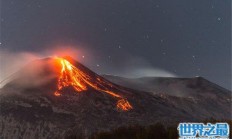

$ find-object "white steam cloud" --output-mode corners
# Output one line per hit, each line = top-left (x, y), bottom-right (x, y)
(102, 55), (177, 78)
(122, 68), (176, 78)
(0, 50), (42, 87)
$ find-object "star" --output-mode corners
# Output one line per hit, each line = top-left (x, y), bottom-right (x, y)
(217, 17), (221, 21)
(146, 35), (149, 39)
(118, 45), (121, 49)
(192, 55), (196, 63)
(82, 55), (85, 58)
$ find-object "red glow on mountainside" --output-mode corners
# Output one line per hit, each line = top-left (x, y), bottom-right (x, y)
(54, 57), (132, 111)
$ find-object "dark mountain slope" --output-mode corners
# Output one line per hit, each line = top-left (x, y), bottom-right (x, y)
(0, 57), (230, 139)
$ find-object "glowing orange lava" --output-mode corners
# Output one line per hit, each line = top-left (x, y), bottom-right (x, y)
(54, 57), (133, 111)
(117, 99), (133, 111)
(56, 58), (87, 92)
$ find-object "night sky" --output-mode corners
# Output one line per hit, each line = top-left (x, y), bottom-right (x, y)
(0, 0), (231, 90)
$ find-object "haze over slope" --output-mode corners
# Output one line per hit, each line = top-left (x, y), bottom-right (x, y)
(103, 75), (231, 98)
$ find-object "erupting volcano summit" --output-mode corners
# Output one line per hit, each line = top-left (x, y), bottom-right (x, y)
(53, 57), (132, 111)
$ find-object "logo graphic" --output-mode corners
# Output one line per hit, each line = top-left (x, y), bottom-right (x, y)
(178, 123), (230, 139)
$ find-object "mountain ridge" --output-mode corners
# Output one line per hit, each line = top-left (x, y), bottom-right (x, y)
(0, 57), (231, 139)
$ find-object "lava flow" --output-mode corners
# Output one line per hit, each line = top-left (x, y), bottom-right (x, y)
(54, 57), (133, 111)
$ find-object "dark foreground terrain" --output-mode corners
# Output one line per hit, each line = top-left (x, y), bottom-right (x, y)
(89, 119), (232, 139)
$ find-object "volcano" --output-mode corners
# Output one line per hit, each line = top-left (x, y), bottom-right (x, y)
(0, 57), (231, 139)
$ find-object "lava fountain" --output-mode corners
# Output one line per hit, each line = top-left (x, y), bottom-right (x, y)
(54, 57), (133, 111)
